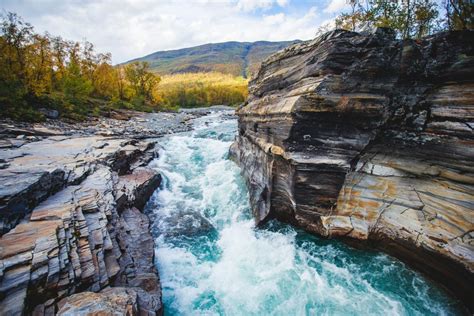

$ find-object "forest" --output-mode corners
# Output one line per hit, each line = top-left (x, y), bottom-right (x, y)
(0, 12), (157, 120)
(0, 13), (248, 121)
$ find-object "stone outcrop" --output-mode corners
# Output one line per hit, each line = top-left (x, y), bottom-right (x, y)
(0, 136), (155, 235)
(56, 287), (138, 315)
(0, 135), (163, 315)
(231, 29), (474, 309)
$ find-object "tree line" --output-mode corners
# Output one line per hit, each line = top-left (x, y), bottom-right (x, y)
(327, 0), (472, 39)
(0, 12), (162, 120)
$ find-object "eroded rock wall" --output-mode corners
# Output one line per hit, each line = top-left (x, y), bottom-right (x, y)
(232, 29), (474, 308)
(0, 136), (163, 315)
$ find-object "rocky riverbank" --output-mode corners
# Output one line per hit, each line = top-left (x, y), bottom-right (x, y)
(231, 29), (473, 310)
(0, 136), (163, 314)
(0, 108), (226, 315)
(0, 110), (197, 144)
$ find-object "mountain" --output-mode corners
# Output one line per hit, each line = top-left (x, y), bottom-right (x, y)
(125, 40), (300, 78)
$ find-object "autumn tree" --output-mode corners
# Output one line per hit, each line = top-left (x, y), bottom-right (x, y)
(50, 36), (68, 89)
(93, 60), (117, 99)
(335, 0), (366, 31)
(81, 41), (97, 85)
(26, 33), (53, 95)
(62, 60), (92, 104)
(412, 0), (439, 38)
(124, 61), (160, 102)
(334, 0), (441, 39)
(115, 66), (128, 100)
(0, 12), (33, 91)
(445, 0), (474, 30)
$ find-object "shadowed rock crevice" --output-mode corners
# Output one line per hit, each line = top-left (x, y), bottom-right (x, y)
(231, 29), (474, 310)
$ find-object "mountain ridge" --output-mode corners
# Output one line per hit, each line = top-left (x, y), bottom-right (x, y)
(125, 40), (300, 78)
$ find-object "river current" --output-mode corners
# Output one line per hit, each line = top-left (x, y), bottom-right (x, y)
(146, 110), (463, 316)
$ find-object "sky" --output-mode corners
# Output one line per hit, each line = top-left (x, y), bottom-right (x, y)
(0, 0), (351, 64)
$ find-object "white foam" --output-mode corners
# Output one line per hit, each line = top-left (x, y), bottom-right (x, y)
(147, 112), (461, 316)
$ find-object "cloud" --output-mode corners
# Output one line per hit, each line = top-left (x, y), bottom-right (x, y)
(263, 13), (286, 25)
(235, 0), (289, 12)
(1, 0), (332, 64)
(324, 0), (350, 13)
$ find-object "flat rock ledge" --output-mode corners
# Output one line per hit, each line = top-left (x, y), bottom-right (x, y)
(0, 134), (163, 315)
(231, 29), (474, 310)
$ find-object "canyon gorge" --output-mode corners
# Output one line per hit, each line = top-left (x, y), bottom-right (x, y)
(0, 28), (472, 315)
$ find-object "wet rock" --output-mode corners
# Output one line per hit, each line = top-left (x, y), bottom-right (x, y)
(159, 210), (215, 237)
(39, 108), (59, 119)
(57, 287), (138, 315)
(116, 168), (162, 210)
(114, 207), (163, 315)
(232, 29), (474, 309)
(0, 135), (163, 314)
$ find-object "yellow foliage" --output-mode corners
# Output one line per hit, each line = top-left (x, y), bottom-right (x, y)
(155, 72), (248, 108)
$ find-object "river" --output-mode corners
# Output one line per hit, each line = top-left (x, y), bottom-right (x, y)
(145, 110), (463, 316)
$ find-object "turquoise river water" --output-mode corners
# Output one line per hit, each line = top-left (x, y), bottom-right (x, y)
(146, 110), (464, 316)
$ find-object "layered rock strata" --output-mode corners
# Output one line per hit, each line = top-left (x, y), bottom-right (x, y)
(231, 29), (474, 309)
(0, 135), (163, 315)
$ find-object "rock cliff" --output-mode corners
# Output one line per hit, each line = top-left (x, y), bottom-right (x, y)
(0, 135), (163, 315)
(231, 29), (473, 309)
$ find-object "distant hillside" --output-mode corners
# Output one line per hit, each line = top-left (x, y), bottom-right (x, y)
(126, 40), (300, 78)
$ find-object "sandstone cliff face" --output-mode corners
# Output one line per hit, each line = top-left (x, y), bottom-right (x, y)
(0, 136), (162, 315)
(231, 29), (473, 308)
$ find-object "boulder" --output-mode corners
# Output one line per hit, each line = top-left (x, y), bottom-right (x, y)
(159, 210), (216, 237)
(56, 288), (138, 315)
(39, 108), (60, 119)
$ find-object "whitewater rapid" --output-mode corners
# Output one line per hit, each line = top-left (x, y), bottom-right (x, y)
(146, 110), (462, 316)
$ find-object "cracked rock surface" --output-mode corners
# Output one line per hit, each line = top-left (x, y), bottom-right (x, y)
(231, 29), (473, 309)
(0, 134), (163, 315)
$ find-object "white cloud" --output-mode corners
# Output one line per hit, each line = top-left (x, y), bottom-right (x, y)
(235, 0), (289, 12)
(236, 0), (273, 11)
(1, 0), (329, 64)
(324, 0), (350, 13)
(263, 13), (286, 25)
